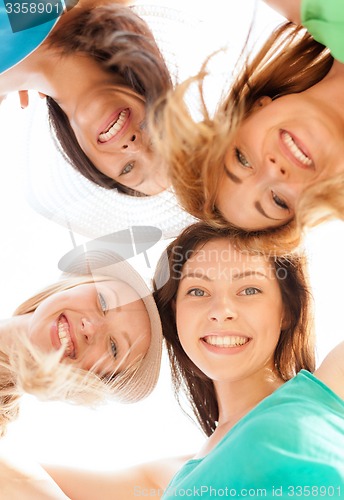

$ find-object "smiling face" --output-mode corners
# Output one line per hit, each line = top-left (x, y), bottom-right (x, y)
(50, 54), (168, 195)
(175, 239), (284, 382)
(216, 93), (344, 230)
(27, 279), (151, 378)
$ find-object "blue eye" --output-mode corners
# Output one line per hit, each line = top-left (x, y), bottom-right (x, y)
(110, 339), (118, 359)
(241, 287), (261, 296)
(272, 192), (289, 211)
(120, 162), (135, 175)
(98, 293), (107, 313)
(188, 288), (207, 297)
(235, 148), (251, 168)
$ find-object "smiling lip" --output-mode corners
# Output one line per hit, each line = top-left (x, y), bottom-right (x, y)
(279, 130), (315, 171)
(51, 314), (77, 359)
(97, 108), (131, 144)
(201, 332), (251, 354)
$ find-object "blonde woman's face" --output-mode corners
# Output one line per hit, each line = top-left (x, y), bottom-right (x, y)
(27, 280), (151, 377)
(175, 239), (284, 383)
(216, 94), (344, 230)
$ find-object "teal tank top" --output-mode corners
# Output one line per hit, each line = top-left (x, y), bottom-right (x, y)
(163, 371), (344, 499)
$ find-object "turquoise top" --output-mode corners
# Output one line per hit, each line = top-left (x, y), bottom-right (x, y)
(0, 0), (64, 74)
(302, 0), (344, 62)
(163, 371), (344, 499)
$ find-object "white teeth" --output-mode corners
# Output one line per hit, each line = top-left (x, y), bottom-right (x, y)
(98, 110), (128, 142)
(204, 336), (248, 347)
(58, 320), (72, 356)
(282, 131), (313, 166)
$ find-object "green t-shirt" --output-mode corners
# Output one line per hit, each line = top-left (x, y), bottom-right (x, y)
(163, 371), (344, 499)
(302, 0), (344, 62)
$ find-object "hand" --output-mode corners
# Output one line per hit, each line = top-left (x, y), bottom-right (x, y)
(19, 90), (47, 109)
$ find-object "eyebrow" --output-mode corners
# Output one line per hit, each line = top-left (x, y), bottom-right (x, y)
(122, 331), (132, 351)
(254, 201), (281, 221)
(224, 165), (242, 184)
(232, 270), (268, 281)
(181, 270), (268, 281)
(180, 272), (212, 281)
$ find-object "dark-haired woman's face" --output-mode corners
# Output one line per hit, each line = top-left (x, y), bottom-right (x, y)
(216, 94), (344, 230)
(175, 238), (284, 382)
(52, 54), (168, 195)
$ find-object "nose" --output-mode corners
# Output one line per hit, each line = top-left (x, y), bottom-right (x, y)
(121, 133), (141, 152)
(81, 317), (99, 344)
(264, 154), (289, 179)
(208, 297), (237, 323)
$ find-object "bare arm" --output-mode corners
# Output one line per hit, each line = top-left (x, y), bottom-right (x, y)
(262, 0), (302, 24)
(44, 455), (191, 500)
(0, 455), (70, 500)
(314, 341), (344, 400)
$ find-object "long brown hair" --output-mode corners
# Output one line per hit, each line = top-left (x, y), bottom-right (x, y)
(150, 23), (333, 246)
(46, 3), (172, 195)
(153, 222), (314, 437)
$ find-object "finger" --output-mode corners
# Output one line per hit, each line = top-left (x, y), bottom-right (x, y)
(19, 90), (29, 109)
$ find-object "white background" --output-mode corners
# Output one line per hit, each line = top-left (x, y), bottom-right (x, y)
(0, 0), (343, 479)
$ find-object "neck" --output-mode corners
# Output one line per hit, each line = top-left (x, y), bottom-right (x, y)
(307, 59), (344, 108)
(214, 368), (283, 430)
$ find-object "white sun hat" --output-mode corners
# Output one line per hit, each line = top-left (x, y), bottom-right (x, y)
(22, 4), (200, 241)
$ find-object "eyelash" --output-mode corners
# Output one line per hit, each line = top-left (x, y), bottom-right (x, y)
(235, 147), (251, 168)
(98, 293), (107, 314)
(272, 192), (289, 211)
(110, 339), (118, 359)
(187, 288), (207, 297)
(120, 162), (135, 176)
(239, 287), (262, 296)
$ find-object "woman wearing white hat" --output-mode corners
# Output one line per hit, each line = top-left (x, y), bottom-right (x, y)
(1, 0), (196, 238)
(0, 243), (162, 436)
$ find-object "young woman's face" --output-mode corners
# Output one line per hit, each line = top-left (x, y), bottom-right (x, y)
(51, 54), (167, 195)
(27, 280), (151, 377)
(175, 239), (284, 382)
(216, 94), (344, 230)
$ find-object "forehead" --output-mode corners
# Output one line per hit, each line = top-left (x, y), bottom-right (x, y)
(181, 239), (275, 280)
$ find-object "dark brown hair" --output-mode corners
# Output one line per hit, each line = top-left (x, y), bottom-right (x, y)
(46, 3), (172, 195)
(153, 222), (314, 436)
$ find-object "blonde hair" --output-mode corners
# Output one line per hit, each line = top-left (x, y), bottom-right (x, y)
(150, 22), (335, 251)
(0, 275), (142, 436)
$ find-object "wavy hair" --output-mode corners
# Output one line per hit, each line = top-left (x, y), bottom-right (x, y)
(46, 3), (172, 195)
(150, 22), (334, 249)
(153, 222), (314, 437)
(0, 275), (141, 437)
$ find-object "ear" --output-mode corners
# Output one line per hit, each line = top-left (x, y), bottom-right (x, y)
(253, 96), (273, 111)
(280, 311), (289, 331)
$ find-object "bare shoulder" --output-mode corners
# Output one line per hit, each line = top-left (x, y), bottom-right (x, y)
(314, 341), (344, 400)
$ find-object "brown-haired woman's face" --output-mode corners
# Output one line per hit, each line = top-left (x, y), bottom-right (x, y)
(216, 94), (344, 230)
(175, 238), (284, 382)
(52, 53), (168, 195)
